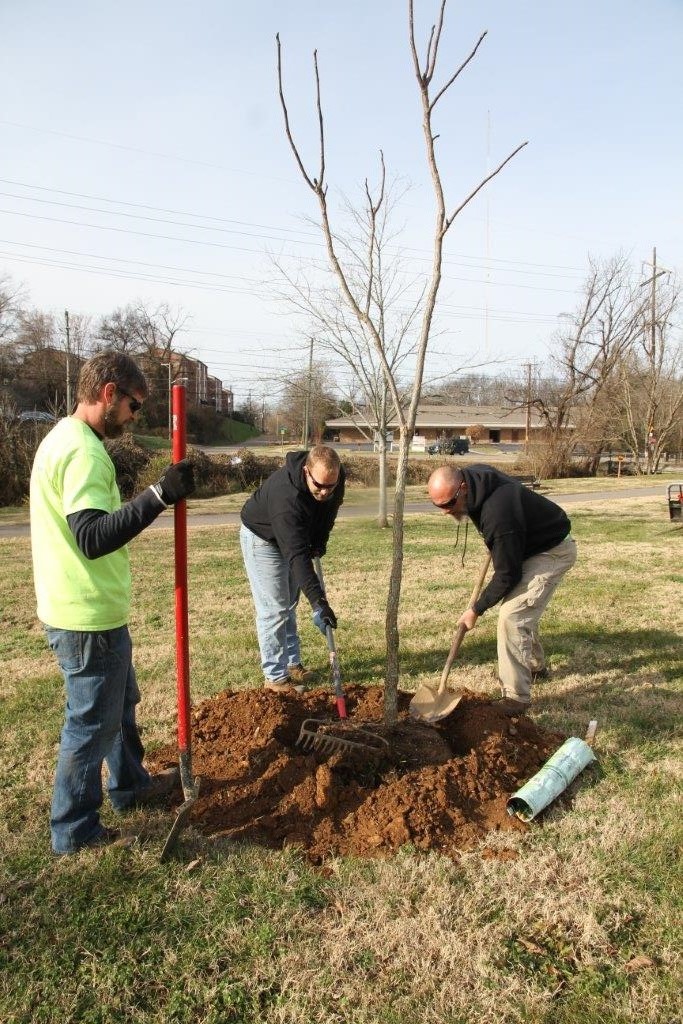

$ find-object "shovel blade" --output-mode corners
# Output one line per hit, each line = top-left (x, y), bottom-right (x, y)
(409, 682), (463, 724)
(160, 779), (200, 863)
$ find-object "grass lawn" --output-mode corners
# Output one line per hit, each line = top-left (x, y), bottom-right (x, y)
(0, 496), (681, 1023)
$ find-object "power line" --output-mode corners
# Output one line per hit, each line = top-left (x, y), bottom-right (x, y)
(0, 119), (293, 182)
(0, 177), (320, 237)
(0, 178), (588, 278)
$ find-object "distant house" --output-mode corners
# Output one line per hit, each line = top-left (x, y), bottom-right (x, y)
(325, 403), (563, 444)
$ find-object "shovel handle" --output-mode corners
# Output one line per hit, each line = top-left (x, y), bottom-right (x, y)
(437, 552), (492, 694)
(313, 556), (347, 720)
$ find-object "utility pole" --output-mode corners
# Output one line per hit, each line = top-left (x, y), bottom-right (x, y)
(524, 361), (532, 452)
(642, 247), (668, 357)
(64, 310), (72, 413)
(640, 247), (669, 472)
(301, 336), (314, 446)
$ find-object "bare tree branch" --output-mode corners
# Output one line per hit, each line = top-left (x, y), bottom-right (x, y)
(276, 34), (320, 193)
(445, 141), (528, 229)
(430, 31), (487, 110)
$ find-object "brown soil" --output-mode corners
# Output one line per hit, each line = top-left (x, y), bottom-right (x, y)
(151, 685), (564, 864)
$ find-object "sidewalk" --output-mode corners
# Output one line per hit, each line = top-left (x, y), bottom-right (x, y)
(0, 485), (665, 538)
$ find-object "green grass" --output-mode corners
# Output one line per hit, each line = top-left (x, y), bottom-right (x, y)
(133, 433), (171, 451)
(0, 496), (681, 1023)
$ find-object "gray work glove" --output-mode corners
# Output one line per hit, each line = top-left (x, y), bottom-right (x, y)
(151, 459), (195, 507)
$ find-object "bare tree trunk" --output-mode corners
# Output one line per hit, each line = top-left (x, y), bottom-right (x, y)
(384, 426), (408, 721)
(377, 387), (389, 528)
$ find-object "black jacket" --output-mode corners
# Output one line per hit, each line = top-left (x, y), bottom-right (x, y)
(462, 464), (571, 615)
(240, 450), (345, 607)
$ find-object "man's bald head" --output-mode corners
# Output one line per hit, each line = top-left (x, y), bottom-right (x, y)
(427, 466), (467, 518)
(428, 466), (462, 501)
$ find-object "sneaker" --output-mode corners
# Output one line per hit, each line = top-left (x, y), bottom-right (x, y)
(497, 698), (531, 717)
(264, 678), (306, 695)
(134, 767), (180, 807)
(288, 664), (317, 685)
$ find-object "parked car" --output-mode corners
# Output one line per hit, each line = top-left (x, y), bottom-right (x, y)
(427, 437), (469, 456)
(18, 410), (56, 424)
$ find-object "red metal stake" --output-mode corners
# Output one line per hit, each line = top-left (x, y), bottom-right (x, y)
(160, 384), (199, 861)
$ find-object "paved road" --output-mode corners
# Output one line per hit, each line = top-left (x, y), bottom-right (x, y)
(0, 485), (666, 538)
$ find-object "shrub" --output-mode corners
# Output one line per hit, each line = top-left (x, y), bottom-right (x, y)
(105, 434), (154, 500)
(0, 415), (52, 506)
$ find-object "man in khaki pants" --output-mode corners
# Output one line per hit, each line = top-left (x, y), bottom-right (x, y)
(428, 464), (577, 715)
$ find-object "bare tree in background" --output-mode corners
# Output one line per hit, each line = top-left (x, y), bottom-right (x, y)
(618, 273), (682, 473)
(525, 255), (646, 478)
(0, 275), (25, 345)
(96, 301), (188, 359)
(272, 173), (423, 526)
(277, 1), (527, 722)
(276, 359), (339, 442)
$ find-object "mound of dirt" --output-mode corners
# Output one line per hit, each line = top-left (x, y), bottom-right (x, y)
(151, 686), (564, 863)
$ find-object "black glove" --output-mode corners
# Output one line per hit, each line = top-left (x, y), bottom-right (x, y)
(313, 598), (337, 630)
(311, 545), (327, 559)
(153, 459), (195, 506)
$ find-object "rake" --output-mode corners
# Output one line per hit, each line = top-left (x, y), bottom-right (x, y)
(297, 719), (389, 760)
(296, 558), (388, 763)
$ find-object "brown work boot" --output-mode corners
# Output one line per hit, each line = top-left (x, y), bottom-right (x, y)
(288, 664), (317, 685)
(498, 698), (531, 717)
(134, 767), (180, 807)
(263, 678), (305, 695)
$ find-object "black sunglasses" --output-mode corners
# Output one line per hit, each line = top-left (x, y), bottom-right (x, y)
(432, 479), (464, 510)
(306, 466), (339, 492)
(117, 388), (143, 413)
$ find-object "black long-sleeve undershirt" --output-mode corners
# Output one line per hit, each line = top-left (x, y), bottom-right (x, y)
(67, 487), (167, 559)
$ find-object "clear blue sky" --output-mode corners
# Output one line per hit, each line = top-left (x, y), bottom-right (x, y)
(1, 0), (681, 406)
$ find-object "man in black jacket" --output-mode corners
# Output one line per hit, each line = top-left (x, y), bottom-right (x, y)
(428, 463), (577, 715)
(240, 445), (345, 693)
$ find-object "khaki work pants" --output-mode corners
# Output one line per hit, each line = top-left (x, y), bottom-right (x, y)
(497, 536), (577, 704)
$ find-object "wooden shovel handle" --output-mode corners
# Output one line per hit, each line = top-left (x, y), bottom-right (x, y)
(437, 552), (492, 694)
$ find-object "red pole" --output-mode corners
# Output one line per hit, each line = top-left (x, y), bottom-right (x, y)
(172, 384), (191, 768)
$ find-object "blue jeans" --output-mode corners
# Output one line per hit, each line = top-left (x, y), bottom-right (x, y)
(240, 524), (302, 682)
(46, 625), (150, 854)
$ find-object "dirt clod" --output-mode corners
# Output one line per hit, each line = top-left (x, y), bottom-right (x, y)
(152, 685), (564, 863)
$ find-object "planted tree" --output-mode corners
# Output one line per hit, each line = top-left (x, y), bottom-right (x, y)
(277, 0), (527, 722)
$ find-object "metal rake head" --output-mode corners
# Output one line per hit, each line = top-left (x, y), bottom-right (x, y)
(297, 718), (389, 761)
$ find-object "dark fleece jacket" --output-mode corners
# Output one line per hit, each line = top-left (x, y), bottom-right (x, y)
(240, 450), (345, 607)
(462, 464), (571, 615)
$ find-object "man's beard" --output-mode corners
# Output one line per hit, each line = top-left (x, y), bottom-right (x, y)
(103, 406), (124, 439)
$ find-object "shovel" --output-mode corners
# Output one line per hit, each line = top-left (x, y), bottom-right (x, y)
(160, 383), (200, 862)
(409, 552), (492, 724)
(313, 556), (347, 720)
